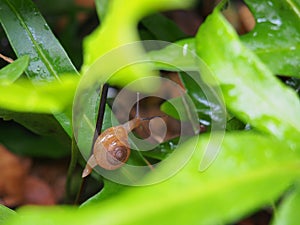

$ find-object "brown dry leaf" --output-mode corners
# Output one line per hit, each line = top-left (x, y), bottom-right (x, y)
(0, 145), (31, 207)
(0, 145), (66, 206)
(238, 3), (255, 33)
(23, 176), (55, 205)
(30, 159), (68, 202)
(75, 0), (94, 8)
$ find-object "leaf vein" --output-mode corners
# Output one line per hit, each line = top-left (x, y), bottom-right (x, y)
(5, 0), (60, 81)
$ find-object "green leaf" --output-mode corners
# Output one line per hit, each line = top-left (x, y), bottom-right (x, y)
(160, 97), (186, 120)
(0, 0), (77, 81)
(0, 205), (16, 225)
(95, 0), (109, 21)
(82, 137), (179, 206)
(73, 85), (116, 163)
(160, 95), (210, 126)
(0, 0), (79, 136)
(147, 38), (198, 71)
(141, 13), (187, 42)
(161, 71), (223, 129)
(0, 55), (29, 85)
(82, 0), (193, 91)
(226, 117), (246, 131)
(179, 72), (215, 125)
(149, 0), (300, 77)
(271, 187), (300, 225)
(141, 138), (178, 160)
(6, 132), (300, 225)
(151, 0), (300, 77)
(80, 179), (128, 207)
(160, 93), (202, 122)
(241, 0), (300, 76)
(0, 111), (72, 159)
(286, 77), (300, 96)
(196, 10), (300, 144)
(0, 119), (70, 158)
(0, 76), (78, 113)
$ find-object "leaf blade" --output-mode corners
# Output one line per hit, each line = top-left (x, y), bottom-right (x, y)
(0, 76), (78, 113)
(82, 0), (193, 91)
(0, 55), (29, 84)
(0, 120), (70, 158)
(241, 0), (300, 76)
(196, 10), (300, 143)
(0, 0), (79, 136)
(0, 205), (16, 225)
(0, 0), (78, 81)
(6, 132), (300, 225)
(271, 187), (300, 225)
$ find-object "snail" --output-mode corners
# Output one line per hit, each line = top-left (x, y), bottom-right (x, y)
(82, 93), (163, 178)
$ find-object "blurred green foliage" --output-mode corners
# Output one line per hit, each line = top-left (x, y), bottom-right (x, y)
(0, 0), (300, 225)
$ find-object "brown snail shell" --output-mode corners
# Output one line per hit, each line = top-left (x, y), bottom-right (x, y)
(82, 118), (141, 177)
(93, 125), (130, 170)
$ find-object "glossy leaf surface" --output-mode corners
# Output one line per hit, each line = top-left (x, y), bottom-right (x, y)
(161, 71), (223, 129)
(0, 55), (29, 85)
(241, 0), (300, 76)
(286, 77), (300, 96)
(196, 11), (300, 143)
(6, 132), (300, 225)
(141, 138), (178, 160)
(0, 0), (77, 82)
(150, 0), (300, 77)
(0, 0), (79, 136)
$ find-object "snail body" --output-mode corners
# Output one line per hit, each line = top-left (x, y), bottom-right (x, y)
(82, 118), (141, 177)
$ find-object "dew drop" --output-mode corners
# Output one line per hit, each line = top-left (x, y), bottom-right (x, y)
(257, 18), (267, 23)
(182, 44), (188, 56)
(270, 18), (282, 26)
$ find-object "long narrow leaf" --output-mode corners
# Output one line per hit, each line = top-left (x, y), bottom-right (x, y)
(0, 55), (29, 84)
(0, 0), (77, 81)
(0, 77), (78, 113)
(5, 132), (300, 225)
(0, 0), (79, 136)
(272, 187), (300, 225)
(241, 0), (300, 76)
(196, 10), (300, 144)
(0, 205), (16, 225)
